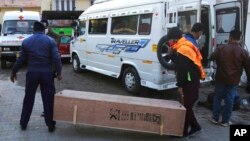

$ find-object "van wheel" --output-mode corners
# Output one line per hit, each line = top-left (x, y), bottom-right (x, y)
(157, 35), (175, 70)
(72, 55), (81, 73)
(1, 59), (7, 69)
(122, 67), (140, 94)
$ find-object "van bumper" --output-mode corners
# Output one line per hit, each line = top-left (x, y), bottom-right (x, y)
(0, 51), (19, 62)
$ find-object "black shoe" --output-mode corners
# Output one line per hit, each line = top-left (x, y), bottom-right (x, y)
(20, 124), (27, 130)
(48, 120), (56, 132)
(188, 127), (202, 137)
(41, 112), (44, 117)
(48, 126), (56, 132)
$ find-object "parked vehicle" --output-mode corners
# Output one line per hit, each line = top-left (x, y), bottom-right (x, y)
(41, 11), (83, 61)
(0, 10), (40, 69)
(59, 35), (71, 58)
(70, 0), (248, 94)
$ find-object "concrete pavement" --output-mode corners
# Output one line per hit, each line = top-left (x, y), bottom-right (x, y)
(1, 78), (249, 141)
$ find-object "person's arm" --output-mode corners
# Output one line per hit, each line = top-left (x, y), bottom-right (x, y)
(242, 50), (250, 93)
(10, 43), (27, 82)
(209, 46), (220, 61)
(50, 39), (62, 80)
(175, 53), (190, 87)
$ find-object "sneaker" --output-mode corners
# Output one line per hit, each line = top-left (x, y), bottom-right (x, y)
(220, 121), (232, 127)
(220, 122), (229, 127)
(40, 112), (44, 117)
(210, 118), (219, 124)
(188, 127), (202, 137)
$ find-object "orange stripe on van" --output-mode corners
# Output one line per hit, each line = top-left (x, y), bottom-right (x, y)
(107, 54), (115, 58)
(142, 60), (152, 64)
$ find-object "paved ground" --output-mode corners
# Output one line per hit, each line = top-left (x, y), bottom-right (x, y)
(0, 64), (250, 141)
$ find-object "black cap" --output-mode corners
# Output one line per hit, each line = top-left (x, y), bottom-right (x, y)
(33, 21), (45, 31)
(191, 23), (204, 32)
(167, 27), (183, 40)
(230, 29), (241, 40)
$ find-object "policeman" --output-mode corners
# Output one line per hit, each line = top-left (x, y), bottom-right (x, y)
(10, 21), (62, 132)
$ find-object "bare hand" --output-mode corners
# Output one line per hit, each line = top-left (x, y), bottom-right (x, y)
(56, 75), (62, 81)
(177, 87), (183, 95)
(177, 87), (184, 105)
(10, 74), (17, 83)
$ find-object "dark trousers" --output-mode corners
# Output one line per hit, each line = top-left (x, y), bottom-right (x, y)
(182, 80), (201, 136)
(20, 72), (55, 127)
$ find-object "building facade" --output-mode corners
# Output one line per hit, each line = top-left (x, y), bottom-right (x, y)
(0, 0), (92, 23)
(41, 0), (92, 11)
(0, 0), (41, 23)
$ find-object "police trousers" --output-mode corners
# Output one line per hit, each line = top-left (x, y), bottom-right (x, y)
(20, 71), (55, 127)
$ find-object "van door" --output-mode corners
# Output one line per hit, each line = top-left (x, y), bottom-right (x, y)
(86, 16), (109, 70)
(72, 19), (87, 66)
(214, 1), (242, 46)
(167, 0), (202, 30)
(165, 4), (178, 29)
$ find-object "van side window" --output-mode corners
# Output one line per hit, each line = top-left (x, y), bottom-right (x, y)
(111, 15), (138, 35)
(138, 14), (152, 35)
(89, 18), (108, 34)
(178, 11), (197, 33)
(216, 8), (239, 33)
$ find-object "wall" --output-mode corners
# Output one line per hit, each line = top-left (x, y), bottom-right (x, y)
(76, 0), (90, 11)
(0, 0), (91, 23)
(0, 0), (41, 23)
(41, 0), (52, 11)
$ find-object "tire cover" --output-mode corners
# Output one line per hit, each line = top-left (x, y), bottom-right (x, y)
(157, 34), (175, 70)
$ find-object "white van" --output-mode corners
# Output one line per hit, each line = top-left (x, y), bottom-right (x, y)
(70, 0), (244, 94)
(0, 10), (40, 68)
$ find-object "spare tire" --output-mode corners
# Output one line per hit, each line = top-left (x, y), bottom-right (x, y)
(157, 34), (175, 70)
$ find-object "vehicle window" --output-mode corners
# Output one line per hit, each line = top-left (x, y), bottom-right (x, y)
(60, 36), (71, 44)
(88, 18), (108, 34)
(178, 11), (197, 33)
(138, 14), (152, 35)
(48, 19), (73, 26)
(3, 20), (36, 34)
(79, 20), (86, 35)
(216, 8), (239, 33)
(111, 15), (138, 35)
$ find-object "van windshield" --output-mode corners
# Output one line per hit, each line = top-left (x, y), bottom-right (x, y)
(2, 20), (37, 34)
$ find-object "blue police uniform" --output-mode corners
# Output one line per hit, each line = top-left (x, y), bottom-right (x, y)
(11, 30), (62, 130)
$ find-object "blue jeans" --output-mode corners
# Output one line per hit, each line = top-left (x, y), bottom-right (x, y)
(212, 81), (237, 123)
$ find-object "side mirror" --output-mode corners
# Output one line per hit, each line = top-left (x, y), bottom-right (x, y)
(71, 21), (78, 28)
(0, 24), (2, 34)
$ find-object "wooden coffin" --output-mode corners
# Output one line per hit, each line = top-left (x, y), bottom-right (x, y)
(54, 90), (186, 136)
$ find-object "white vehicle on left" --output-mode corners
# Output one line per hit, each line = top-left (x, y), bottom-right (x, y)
(0, 10), (40, 69)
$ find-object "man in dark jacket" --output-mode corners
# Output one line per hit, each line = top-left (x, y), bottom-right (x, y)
(210, 29), (250, 126)
(10, 21), (62, 132)
(167, 27), (205, 137)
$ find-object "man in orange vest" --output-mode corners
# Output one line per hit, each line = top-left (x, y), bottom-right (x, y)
(166, 25), (205, 137)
